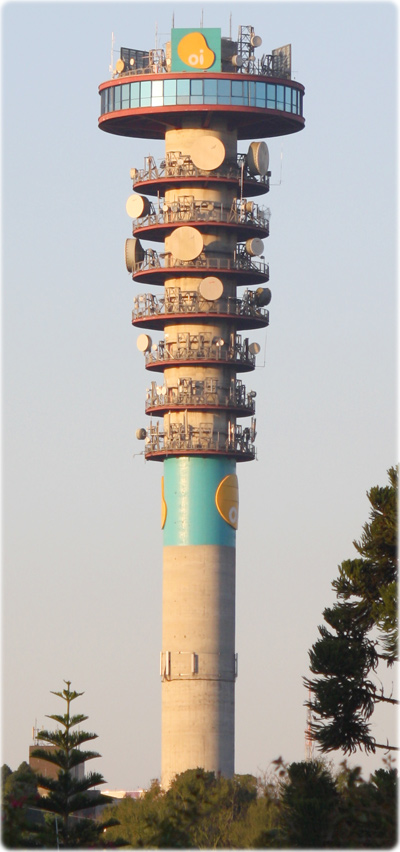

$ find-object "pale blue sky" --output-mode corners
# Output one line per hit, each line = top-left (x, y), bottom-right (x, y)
(2, 1), (397, 790)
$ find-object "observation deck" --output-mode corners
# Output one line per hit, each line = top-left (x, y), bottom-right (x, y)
(98, 72), (304, 140)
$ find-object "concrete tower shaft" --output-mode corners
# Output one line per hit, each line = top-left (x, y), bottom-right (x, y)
(98, 23), (305, 790)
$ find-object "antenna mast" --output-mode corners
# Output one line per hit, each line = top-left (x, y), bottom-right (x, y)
(109, 31), (115, 75)
(305, 686), (315, 761)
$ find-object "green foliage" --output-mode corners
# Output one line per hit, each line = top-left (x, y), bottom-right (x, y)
(103, 769), (259, 848)
(305, 467), (398, 755)
(333, 465), (398, 662)
(334, 759), (398, 847)
(1, 762), (39, 848)
(1, 765), (12, 788)
(279, 760), (338, 847)
(102, 760), (397, 848)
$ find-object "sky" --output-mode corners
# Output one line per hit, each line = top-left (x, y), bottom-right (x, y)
(1, 1), (398, 792)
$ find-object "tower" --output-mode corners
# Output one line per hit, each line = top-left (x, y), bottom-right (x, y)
(98, 23), (305, 789)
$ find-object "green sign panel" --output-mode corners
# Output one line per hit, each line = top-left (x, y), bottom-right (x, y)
(171, 28), (221, 73)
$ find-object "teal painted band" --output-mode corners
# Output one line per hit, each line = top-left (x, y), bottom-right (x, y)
(163, 457), (236, 546)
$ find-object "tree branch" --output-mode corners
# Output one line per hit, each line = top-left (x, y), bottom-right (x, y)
(375, 695), (399, 705)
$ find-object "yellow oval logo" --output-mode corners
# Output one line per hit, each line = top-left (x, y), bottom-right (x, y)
(177, 32), (215, 70)
(215, 474), (239, 529)
(161, 476), (167, 529)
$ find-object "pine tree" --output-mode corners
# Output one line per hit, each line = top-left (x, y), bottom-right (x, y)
(31, 681), (121, 847)
(305, 467), (398, 755)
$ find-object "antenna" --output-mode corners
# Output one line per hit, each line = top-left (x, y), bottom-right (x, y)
(155, 21), (158, 49)
(255, 330), (268, 369)
(270, 145), (284, 186)
(109, 31), (115, 75)
(201, 9), (204, 26)
(305, 686), (315, 761)
(229, 13), (232, 39)
(172, 12), (175, 28)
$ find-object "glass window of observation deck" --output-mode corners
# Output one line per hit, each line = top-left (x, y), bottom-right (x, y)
(164, 79), (177, 105)
(130, 81), (140, 107)
(255, 81), (265, 107)
(277, 85), (284, 110)
(203, 78), (217, 103)
(217, 78), (230, 104)
(177, 78), (190, 104)
(122, 83), (130, 108)
(266, 84), (276, 109)
(152, 80), (163, 106)
(232, 79), (246, 105)
(190, 78), (203, 104)
(141, 80), (151, 106)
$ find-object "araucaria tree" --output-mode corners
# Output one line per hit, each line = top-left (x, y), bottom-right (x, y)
(31, 681), (119, 847)
(305, 467), (398, 755)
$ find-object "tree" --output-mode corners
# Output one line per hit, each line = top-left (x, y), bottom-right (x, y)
(101, 760), (397, 849)
(279, 760), (339, 847)
(102, 769), (259, 848)
(1, 762), (39, 847)
(30, 680), (122, 847)
(305, 467), (398, 755)
(333, 759), (398, 847)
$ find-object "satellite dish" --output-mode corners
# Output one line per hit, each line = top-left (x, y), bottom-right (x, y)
(130, 168), (139, 180)
(245, 237), (264, 257)
(249, 342), (261, 355)
(250, 34), (262, 48)
(190, 136), (226, 171)
(125, 237), (144, 272)
(137, 333), (152, 352)
(136, 428), (147, 440)
(199, 276), (224, 301)
(255, 287), (272, 306)
(169, 226), (203, 261)
(247, 141), (269, 176)
(126, 194), (151, 218)
(115, 58), (125, 73)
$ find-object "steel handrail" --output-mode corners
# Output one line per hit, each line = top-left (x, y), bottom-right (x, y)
(144, 426), (256, 457)
(130, 154), (270, 188)
(132, 252), (269, 277)
(131, 204), (270, 232)
(145, 388), (255, 413)
(144, 343), (256, 368)
(132, 291), (269, 322)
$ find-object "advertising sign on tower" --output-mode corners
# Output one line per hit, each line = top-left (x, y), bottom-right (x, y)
(171, 28), (221, 72)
